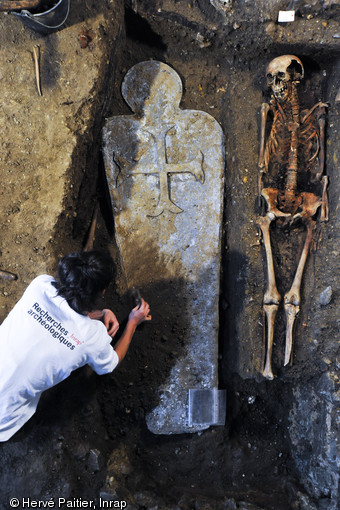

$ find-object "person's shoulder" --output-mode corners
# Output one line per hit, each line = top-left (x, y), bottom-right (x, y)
(16, 275), (55, 304)
(84, 319), (112, 348)
(25, 275), (56, 297)
(29, 274), (54, 288)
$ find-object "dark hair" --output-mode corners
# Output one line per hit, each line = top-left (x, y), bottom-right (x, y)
(52, 251), (115, 315)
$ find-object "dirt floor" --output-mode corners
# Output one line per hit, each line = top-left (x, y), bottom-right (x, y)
(0, 1), (339, 509)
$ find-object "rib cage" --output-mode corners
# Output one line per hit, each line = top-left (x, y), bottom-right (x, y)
(263, 102), (320, 194)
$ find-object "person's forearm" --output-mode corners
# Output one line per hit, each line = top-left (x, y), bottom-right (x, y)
(113, 319), (138, 363)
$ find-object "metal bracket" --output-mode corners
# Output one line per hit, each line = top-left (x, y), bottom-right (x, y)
(188, 388), (226, 427)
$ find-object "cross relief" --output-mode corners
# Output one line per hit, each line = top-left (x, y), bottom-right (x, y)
(113, 124), (205, 217)
(103, 61), (209, 218)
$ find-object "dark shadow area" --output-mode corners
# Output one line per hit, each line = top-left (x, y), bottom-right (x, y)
(97, 274), (191, 438)
(125, 6), (167, 50)
(0, 367), (108, 502)
(97, 156), (115, 238)
(220, 249), (248, 383)
(40, 34), (62, 90)
(63, 0), (111, 28)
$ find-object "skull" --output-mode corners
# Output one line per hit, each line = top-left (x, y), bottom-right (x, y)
(266, 55), (304, 102)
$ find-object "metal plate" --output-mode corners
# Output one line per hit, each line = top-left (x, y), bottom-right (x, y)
(188, 388), (226, 427)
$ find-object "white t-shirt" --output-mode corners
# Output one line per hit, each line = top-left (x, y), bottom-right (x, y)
(0, 275), (119, 441)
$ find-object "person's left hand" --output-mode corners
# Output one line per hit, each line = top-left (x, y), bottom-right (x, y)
(102, 309), (119, 337)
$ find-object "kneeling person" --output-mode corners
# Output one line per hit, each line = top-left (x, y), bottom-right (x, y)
(0, 251), (151, 441)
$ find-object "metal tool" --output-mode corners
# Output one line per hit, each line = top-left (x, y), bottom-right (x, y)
(12, 0), (70, 34)
(130, 287), (142, 309)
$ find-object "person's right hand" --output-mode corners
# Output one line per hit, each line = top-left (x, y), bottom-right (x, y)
(128, 298), (151, 326)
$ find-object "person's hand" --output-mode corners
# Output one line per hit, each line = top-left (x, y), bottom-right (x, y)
(102, 309), (119, 337)
(128, 298), (151, 327)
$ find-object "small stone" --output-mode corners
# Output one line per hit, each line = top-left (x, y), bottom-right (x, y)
(265, 22), (276, 37)
(88, 449), (101, 472)
(106, 475), (119, 491)
(319, 286), (332, 306)
(318, 360), (329, 372)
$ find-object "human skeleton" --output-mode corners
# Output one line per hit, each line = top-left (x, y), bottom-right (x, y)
(257, 55), (328, 379)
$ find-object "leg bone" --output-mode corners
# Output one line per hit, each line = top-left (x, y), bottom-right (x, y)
(320, 176), (329, 222)
(257, 212), (281, 380)
(258, 103), (270, 196)
(283, 219), (314, 365)
(262, 304), (280, 380)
